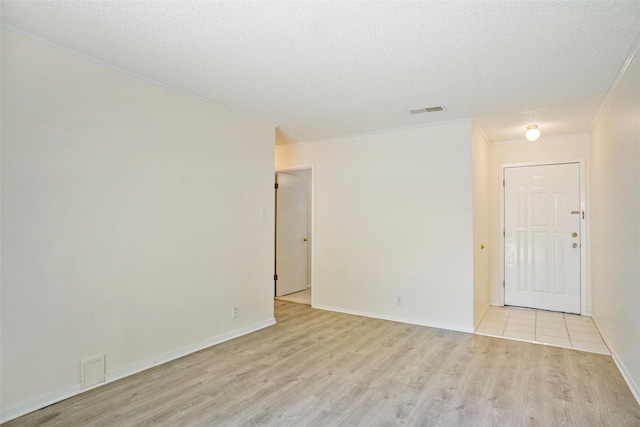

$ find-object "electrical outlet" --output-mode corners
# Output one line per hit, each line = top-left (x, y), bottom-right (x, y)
(396, 296), (403, 306)
(232, 307), (239, 319)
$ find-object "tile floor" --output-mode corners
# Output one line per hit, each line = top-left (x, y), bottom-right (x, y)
(476, 306), (610, 355)
(274, 287), (311, 305)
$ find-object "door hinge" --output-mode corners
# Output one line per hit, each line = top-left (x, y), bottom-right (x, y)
(503, 280), (505, 288)
(503, 179), (505, 187)
(503, 229), (505, 237)
(274, 183), (279, 189)
(274, 274), (278, 281)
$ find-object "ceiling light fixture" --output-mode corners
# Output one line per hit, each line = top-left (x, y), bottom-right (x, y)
(525, 125), (540, 141)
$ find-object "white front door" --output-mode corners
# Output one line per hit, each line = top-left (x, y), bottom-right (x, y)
(275, 172), (308, 297)
(504, 163), (582, 313)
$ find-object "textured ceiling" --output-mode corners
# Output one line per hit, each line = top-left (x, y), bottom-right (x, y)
(2, 1), (639, 144)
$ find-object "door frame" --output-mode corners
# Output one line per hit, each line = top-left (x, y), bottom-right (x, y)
(275, 163), (315, 307)
(499, 159), (589, 315)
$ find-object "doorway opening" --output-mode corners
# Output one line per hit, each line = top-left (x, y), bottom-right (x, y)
(274, 166), (313, 306)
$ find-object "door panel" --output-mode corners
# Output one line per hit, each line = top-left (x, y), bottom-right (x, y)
(504, 163), (581, 313)
(275, 173), (308, 297)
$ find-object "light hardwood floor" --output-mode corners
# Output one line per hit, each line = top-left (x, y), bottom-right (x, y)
(4, 301), (640, 426)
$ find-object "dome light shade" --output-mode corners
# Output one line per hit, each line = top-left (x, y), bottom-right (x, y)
(525, 125), (540, 141)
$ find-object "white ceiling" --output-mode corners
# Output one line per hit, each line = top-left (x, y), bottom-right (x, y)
(2, 1), (639, 144)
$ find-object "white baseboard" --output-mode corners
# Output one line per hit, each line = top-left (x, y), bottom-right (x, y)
(0, 318), (276, 424)
(611, 352), (640, 405)
(314, 304), (475, 334)
(591, 317), (640, 405)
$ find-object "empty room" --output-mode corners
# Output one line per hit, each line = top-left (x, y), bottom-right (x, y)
(1, 1), (639, 426)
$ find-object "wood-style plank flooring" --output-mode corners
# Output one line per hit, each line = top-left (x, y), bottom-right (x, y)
(4, 301), (640, 426)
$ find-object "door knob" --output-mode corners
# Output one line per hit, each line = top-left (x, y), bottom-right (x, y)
(303, 237), (308, 242)
(571, 232), (578, 238)
(572, 243), (579, 248)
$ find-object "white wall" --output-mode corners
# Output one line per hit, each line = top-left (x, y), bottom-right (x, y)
(487, 134), (589, 305)
(472, 123), (490, 328)
(276, 122), (475, 332)
(1, 30), (276, 420)
(589, 51), (640, 401)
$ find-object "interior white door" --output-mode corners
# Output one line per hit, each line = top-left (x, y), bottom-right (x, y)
(504, 163), (582, 313)
(275, 172), (308, 297)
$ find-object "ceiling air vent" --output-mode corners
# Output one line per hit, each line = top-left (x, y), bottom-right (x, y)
(409, 105), (446, 114)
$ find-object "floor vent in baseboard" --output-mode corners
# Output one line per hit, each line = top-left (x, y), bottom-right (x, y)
(81, 355), (105, 389)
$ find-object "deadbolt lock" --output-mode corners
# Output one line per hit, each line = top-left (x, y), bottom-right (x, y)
(571, 232), (578, 238)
